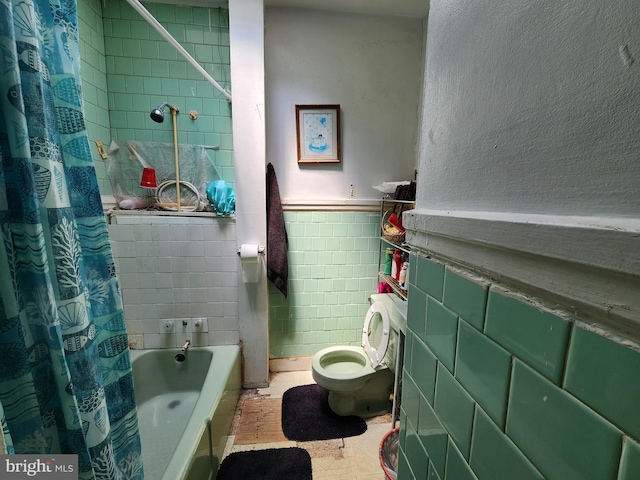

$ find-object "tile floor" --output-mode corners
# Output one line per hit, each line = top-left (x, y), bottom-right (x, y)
(222, 370), (395, 479)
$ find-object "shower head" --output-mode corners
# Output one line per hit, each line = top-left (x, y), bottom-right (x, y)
(150, 102), (168, 123)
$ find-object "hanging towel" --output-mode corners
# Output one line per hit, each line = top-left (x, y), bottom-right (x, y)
(266, 163), (288, 297)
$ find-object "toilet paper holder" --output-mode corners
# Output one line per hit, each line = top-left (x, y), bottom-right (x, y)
(236, 245), (265, 256)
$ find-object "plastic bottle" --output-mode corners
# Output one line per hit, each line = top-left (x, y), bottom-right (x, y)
(399, 261), (409, 290)
(384, 249), (393, 276)
(392, 250), (402, 281)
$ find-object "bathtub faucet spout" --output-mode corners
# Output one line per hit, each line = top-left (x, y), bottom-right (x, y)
(175, 340), (191, 362)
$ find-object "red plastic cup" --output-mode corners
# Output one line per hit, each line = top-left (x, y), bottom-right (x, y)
(140, 167), (157, 188)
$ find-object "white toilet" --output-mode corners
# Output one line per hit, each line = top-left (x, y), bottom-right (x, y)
(312, 293), (406, 418)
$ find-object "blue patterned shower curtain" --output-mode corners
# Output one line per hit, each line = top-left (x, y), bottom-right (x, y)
(0, 0), (143, 478)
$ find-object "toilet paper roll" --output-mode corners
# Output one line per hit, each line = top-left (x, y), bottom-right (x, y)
(239, 244), (259, 263)
(239, 244), (260, 283)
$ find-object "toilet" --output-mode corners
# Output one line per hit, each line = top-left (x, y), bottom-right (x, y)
(312, 293), (406, 418)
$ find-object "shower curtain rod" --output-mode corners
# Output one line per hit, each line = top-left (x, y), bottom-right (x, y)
(124, 0), (232, 103)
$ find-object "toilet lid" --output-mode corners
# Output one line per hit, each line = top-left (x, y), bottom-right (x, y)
(362, 301), (390, 368)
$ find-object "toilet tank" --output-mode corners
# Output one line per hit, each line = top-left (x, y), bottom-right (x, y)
(369, 294), (407, 371)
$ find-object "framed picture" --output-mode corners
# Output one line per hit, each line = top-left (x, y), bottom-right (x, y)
(296, 105), (341, 163)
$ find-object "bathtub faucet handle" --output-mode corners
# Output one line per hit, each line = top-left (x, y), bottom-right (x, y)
(181, 339), (191, 352)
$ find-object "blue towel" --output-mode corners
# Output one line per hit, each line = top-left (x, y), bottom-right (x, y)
(206, 180), (235, 215)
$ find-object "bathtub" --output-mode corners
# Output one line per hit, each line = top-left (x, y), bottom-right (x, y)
(130, 345), (241, 480)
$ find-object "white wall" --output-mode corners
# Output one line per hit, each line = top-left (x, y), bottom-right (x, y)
(265, 8), (424, 205)
(407, 0), (640, 336)
(229, 0), (269, 387)
(417, 0), (640, 217)
(225, 3), (424, 385)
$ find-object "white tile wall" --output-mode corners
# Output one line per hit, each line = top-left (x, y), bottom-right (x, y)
(109, 214), (239, 349)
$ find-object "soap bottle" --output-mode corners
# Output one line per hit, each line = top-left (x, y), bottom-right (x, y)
(399, 261), (409, 290)
(384, 249), (393, 276)
(392, 250), (402, 281)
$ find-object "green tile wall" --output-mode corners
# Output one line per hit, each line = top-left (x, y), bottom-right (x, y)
(78, 0), (234, 198)
(425, 297), (458, 373)
(455, 319), (511, 429)
(434, 367), (475, 460)
(268, 211), (379, 357)
(406, 283), (427, 340)
(397, 449), (413, 480)
(485, 289), (570, 384)
(409, 333), (437, 404)
(444, 438), (476, 480)
(442, 268), (488, 330)
(471, 406), (543, 480)
(399, 250), (640, 480)
(402, 371), (421, 422)
(405, 416), (430, 480)
(564, 326), (640, 441)
(415, 255), (444, 301)
(619, 438), (640, 480)
(508, 360), (622, 480)
(78, 0), (111, 195)
(418, 393), (448, 476)
(428, 462), (442, 480)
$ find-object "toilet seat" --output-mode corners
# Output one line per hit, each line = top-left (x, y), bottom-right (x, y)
(362, 301), (390, 368)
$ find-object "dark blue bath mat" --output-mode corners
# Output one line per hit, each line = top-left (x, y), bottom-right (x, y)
(216, 447), (311, 480)
(281, 384), (367, 441)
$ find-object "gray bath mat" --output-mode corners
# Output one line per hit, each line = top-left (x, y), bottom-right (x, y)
(281, 384), (367, 441)
(216, 447), (311, 480)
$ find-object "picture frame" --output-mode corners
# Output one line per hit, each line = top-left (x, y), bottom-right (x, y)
(295, 105), (341, 163)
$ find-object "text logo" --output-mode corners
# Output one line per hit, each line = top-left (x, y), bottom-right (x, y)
(0, 455), (77, 479)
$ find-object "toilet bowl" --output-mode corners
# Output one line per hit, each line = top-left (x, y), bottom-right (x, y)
(312, 294), (402, 418)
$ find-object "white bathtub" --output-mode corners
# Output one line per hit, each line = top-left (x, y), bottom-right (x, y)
(130, 345), (241, 480)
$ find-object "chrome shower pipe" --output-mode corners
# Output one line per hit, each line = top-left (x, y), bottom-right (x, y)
(124, 0), (232, 103)
(150, 102), (182, 211)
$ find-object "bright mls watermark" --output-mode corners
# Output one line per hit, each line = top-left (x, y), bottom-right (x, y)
(0, 455), (77, 479)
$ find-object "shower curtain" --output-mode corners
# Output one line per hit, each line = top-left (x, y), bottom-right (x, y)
(0, 0), (143, 478)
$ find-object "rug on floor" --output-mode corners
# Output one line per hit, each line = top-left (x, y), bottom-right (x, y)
(216, 447), (312, 480)
(281, 384), (367, 441)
